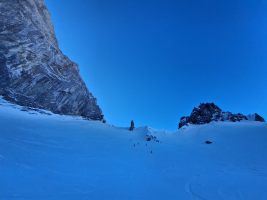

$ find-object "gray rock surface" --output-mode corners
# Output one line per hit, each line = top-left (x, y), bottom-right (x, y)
(0, 0), (103, 120)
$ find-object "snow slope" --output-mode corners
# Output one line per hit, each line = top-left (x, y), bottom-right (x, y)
(1, 98), (267, 200)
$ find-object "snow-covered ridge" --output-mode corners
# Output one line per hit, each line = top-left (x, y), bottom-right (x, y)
(1, 97), (267, 199)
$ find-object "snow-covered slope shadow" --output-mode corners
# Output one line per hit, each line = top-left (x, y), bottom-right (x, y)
(0, 97), (267, 200)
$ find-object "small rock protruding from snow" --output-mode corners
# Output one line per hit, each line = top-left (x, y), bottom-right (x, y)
(129, 120), (135, 131)
(145, 135), (159, 143)
(205, 140), (213, 144)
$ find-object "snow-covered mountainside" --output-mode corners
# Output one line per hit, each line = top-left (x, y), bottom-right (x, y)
(0, 0), (103, 120)
(179, 103), (265, 128)
(1, 98), (267, 200)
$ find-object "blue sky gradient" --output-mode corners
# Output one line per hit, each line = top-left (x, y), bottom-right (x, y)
(46, 0), (267, 130)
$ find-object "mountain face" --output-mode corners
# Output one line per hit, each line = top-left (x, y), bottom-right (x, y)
(0, 0), (103, 120)
(179, 103), (265, 128)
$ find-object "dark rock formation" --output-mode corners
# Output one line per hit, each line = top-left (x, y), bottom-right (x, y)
(254, 113), (265, 122)
(145, 135), (159, 143)
(0, 0), (103, 120)
(205, 141), (213, 144)
(179, 103), (265, 128)
(129, 120), (135, 131)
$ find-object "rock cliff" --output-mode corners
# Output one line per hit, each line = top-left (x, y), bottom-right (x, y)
(0, 0), (103, 120)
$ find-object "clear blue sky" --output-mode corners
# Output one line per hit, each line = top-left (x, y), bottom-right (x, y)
(46, 0), (267, 130)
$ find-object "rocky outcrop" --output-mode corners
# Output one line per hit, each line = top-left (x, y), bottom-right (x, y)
(254, 114), (265, 122)
(0, 0), (103, 120)
(179, 103), (265, 128)
(247, 113), (265, 122)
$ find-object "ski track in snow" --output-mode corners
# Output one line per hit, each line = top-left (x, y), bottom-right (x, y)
(185, 176), (208, 200)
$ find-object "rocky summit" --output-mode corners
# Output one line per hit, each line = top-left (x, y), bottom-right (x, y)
(179, 103), (265, 128)
(0, 0), (103, 120)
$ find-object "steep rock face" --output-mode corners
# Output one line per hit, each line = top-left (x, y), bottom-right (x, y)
(0, 0), (103, 120)
(179, 103), (265, 128)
